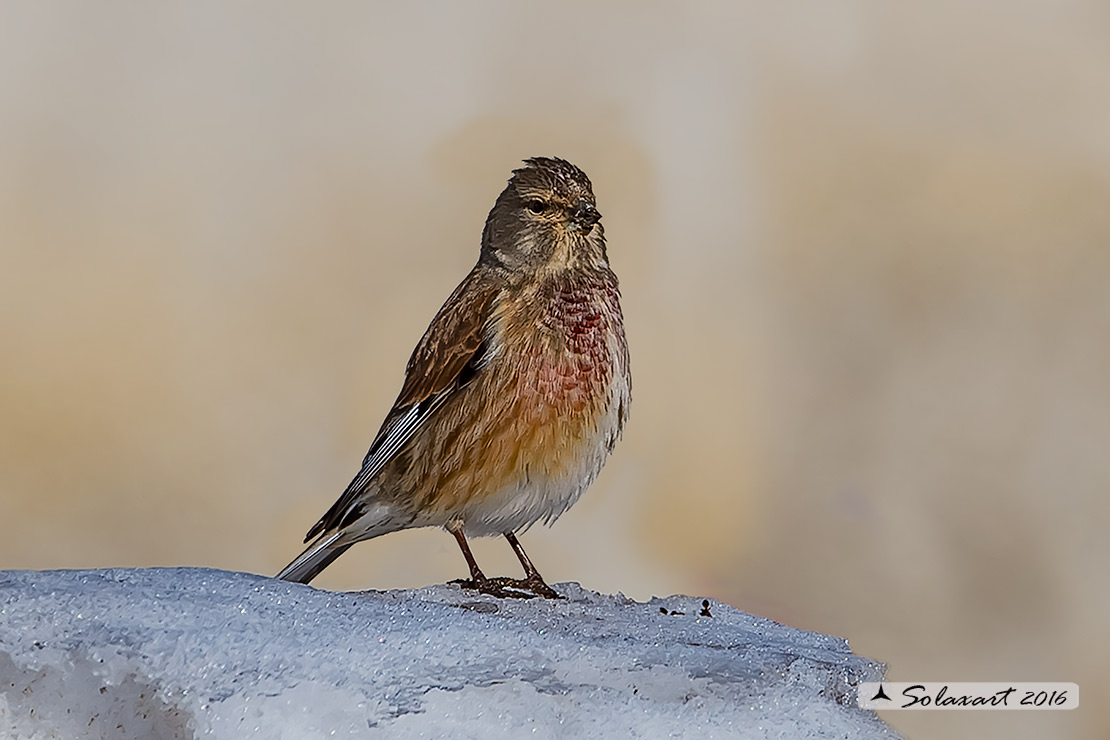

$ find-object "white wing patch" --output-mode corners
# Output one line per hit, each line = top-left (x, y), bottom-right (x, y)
(343, 393), (450, 502)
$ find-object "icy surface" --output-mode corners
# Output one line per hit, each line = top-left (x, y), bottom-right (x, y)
(0, 568), (899, 739)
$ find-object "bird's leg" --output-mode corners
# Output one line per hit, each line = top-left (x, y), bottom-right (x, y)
(448, 524), (535, 599)
(449, 524), (485, 581)
(487, 532), (563, 600)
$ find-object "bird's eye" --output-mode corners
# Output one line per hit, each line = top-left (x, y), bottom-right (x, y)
(527, 200), (547, 214)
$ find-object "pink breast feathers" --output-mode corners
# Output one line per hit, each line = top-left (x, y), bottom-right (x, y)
(529, 278), (621, 414)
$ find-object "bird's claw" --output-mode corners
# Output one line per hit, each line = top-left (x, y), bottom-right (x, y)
(489, 575), (564, 600)
(452, 575), (562, 600)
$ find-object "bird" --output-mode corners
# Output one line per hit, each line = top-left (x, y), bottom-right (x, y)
(277, 157), (631, 599)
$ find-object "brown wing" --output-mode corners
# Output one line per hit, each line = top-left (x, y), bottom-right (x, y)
(304, 268), (500, 541)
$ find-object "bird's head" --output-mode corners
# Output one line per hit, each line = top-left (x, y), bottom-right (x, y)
(481, 157), (607, 275)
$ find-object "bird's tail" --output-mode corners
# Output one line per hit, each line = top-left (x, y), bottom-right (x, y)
(276, 531), (353, 584)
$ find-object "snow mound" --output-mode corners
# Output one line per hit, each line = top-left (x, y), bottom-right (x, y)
(0, 568), (899, 738)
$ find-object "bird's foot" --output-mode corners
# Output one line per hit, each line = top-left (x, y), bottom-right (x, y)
(451, 574), (563, 600)
(488, 575), (564, 600)
(451, 576), (537, 600)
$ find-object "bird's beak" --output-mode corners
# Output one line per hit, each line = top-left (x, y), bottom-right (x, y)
(572, 200), (601, 227)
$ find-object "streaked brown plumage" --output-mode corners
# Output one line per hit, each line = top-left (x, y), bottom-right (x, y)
(277, 157), (630, 598)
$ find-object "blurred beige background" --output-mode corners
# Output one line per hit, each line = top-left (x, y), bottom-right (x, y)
(2, 2), (1106, 738)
